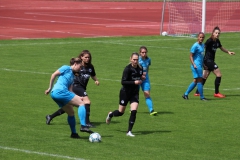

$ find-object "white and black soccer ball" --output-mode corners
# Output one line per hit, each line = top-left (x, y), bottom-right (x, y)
(89, 132), (101, 143)
(162, 31), (168, 36)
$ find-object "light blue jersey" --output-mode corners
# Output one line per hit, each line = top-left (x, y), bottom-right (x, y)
(183, 41), (205, 99)
(52, 65), (74, 91)
(190, 42), (204, 67)
(51, 65), (75, 107)
(139, 57), (151, 80)
(139, 57), (151, 91)
(190, 42), (205, 79)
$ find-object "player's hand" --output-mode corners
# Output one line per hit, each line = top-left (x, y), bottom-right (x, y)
(45, 88), (51, 95)
(228, 51), (235, 55)
(141, 75), (146, 80)
(95, 80), (100, 86)
(135, 80), (142, 85)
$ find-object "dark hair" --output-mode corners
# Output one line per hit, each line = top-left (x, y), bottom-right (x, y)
(212, 26), (221, 33)
(78, 50), (92, 66)
(211, 26), (221, 39)
(70, 57), (81, 65)
(139, 46), (149, 59)
(139, 46), (148, 53)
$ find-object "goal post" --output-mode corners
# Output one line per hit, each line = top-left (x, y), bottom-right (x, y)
(201, 0), (206, 33)
(160, 0), (240, 37)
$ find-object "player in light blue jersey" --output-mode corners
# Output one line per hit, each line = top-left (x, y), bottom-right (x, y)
(138, 46), (157, 115)
(45, 57), (94, 139)
(182, 32), (207, 101)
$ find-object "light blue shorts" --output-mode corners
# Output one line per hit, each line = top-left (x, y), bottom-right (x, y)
(191, 65), (203, 79)
(140, 80), (151, 91)
(51, 89), (75, 108)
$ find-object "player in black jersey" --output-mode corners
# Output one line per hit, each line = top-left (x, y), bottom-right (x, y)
(46, 50), (100, 128)
(73, 50), (99, 127)
(106, 52), (144, 137)
(194, 26), (235, 98)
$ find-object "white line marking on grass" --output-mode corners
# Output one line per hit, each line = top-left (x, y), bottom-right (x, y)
(1, 68), (51, 75)
(0, 146), (85, 160)
(0, 38), (187, 48)
(1, 68), (240, 91)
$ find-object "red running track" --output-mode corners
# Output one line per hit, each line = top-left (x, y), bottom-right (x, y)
(0, 0), (164, 39)
(0, 0), (239, 39)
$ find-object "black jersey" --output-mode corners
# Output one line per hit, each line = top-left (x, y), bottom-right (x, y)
(73, 65), (96, 89)
(121, 64), (143, 92)
(204, 38), (222, 61)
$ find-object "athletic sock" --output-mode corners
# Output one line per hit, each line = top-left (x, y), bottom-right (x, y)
(67, 115), (76, 133)
(195, 78), (206, 94)
(185, 82), (197, 95)
(50, 109), (65, 118)
(145, 97), (153, 112)
(197, 82), (204, 99)
(128, 110), (137, 132)
(215, 77), (221, 94)
(111, 110), (124, 117)
(85, 104), (90, 124)
(78, 105), (86, 126)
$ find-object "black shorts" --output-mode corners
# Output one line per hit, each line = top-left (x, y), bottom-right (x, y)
(72, 85), (88, 97)
(204, 60), (219, 71)
(119, 89), (139, 106)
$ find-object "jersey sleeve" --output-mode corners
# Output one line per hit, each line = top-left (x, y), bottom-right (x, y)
(121, 66), (135, 85)
(90, 65), (96, 77)
(217, 39), (222, 48)
(58, 65), (69, 75)
(190, 43), (197, 54)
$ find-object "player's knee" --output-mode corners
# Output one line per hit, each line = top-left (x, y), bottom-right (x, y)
(84, 100), (91, 104)
(118, 111), (124, 116)
(144, 92), (150, 98)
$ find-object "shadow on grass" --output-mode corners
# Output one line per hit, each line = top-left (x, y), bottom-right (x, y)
(117, 130), (171, 135)
(91, 121), (120, 127)
(139, 111), (174, 115)
(223, 94), (240, 97)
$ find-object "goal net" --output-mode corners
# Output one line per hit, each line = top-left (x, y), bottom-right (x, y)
(161, 0), (240, 37)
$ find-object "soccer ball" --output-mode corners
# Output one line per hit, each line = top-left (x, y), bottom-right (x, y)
(162, 31), (168, 36)
(89, 132), (101, 143)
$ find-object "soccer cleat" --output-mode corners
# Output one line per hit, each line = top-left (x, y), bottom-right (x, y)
(45, 115), (52, 125)
(86, 123), (95, 128)
(126, 131), (135, 137)
(201, 98), (208, 101)
(182, 95), (189, 100)
(150, 110), (157, 116)
(70, 133), (80, 139)
(106, 112), (112, 124)
(194, 93), (200, 96)
(214, 93), (226, 98)
(80, 126), (94, 134)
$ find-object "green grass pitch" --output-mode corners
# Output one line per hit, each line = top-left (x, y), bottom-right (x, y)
(0, 33), (240, 160)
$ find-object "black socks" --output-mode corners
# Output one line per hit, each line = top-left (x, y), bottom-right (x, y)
(215, 77), (221, 94)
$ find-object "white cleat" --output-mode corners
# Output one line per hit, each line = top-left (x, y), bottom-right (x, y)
(106, 112), (112, 124)
(126, 131), (135, 137)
